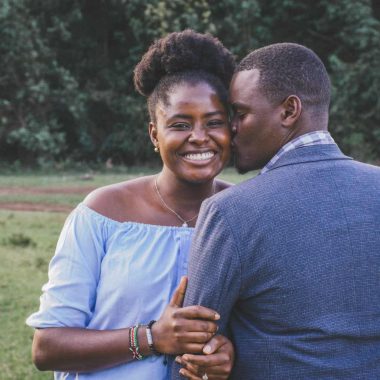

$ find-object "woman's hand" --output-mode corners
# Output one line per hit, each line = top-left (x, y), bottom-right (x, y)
(152, 277), (220, 355)
(175, 334), (234, 380)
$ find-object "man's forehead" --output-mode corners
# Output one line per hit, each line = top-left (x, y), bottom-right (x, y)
(231, 69), (260, 89)
(230, 69), (260, 102)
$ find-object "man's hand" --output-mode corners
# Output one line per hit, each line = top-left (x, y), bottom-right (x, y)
(176, 334), (234, 379)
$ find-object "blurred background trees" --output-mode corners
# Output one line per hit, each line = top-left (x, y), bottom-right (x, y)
(1, 0), (379, 167)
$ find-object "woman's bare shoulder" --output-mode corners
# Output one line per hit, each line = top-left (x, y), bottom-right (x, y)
(83, 176), (154, 222)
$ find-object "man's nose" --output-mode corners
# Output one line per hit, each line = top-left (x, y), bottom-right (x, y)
(231, 116), (238, 135)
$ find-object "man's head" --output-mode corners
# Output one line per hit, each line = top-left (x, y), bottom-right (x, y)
(230, 43), (331, 173)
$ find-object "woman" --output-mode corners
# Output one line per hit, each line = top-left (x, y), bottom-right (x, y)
(27, 30), (235, 380)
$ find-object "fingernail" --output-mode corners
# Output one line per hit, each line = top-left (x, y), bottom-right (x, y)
(203, 345), (211, 354)
(179, 369), (185, 375)
(182, 355), (189, 361)
(215, 313), (220, 320)
(175, 356), (181, 363)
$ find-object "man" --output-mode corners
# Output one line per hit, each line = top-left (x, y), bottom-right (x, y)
(173, 43), (380, 379)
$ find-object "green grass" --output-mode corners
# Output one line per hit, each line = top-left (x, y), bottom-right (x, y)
(0, 167), (256, 379)
(0, 170), (153, 188)
(219, 167), (255, 184)
(0, 167), (252, 187)
(0, 210), (66, 379)
(0, 167), (254, 208)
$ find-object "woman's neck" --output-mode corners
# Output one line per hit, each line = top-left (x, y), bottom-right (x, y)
(155, 169), (216, 213)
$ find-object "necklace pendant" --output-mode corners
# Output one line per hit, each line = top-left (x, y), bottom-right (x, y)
(182, 222), (188, 227)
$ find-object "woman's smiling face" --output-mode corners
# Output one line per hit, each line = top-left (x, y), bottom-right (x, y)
(150, 81), (231, 184)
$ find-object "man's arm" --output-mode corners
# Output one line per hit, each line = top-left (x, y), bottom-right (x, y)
(172, 199), (241, 378)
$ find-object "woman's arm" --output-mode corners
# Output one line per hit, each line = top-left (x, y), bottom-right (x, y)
(33, 327), (132, 372)
(32, 277), (220, 373)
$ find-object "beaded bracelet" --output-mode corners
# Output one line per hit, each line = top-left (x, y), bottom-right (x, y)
(129, 325), (144, 360)
(146, 320), (161, 356)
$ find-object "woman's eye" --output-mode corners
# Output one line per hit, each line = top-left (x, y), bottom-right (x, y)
(207, 120), (225, 128)
(170, 123), (190, 130)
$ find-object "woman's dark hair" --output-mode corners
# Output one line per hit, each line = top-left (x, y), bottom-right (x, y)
(134, 29), (235, 122)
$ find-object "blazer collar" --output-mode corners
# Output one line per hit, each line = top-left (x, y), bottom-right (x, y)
(266, 144), (353, 173)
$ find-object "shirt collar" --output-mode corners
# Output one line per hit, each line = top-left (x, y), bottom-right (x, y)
(260, 131), (336, 175)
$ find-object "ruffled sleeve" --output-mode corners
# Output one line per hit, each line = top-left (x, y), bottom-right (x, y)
(26, 204), (107, 328)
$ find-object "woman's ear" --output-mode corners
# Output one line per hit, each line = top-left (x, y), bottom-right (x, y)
(149, 122), (160, 152)
(149, 122), (158, 145)
(280, 95), (302, 128)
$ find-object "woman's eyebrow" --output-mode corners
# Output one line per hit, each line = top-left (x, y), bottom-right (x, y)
(169, 113), (193, 119)
(204, 111), (226, 117)
(169, 110), (226, 119)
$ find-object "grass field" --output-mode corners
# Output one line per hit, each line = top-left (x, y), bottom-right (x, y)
(0, 167), (254, 379)
(0, 211), (65, 379)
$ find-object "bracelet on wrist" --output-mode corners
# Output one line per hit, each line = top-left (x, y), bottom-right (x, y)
(129, 325), (144, 360)
(146, 320), (161, 356)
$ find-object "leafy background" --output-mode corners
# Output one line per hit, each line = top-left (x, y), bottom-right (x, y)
(1, 0), (379, 167)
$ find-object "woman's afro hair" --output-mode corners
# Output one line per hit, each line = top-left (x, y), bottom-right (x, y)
(134, 29), (235, 97)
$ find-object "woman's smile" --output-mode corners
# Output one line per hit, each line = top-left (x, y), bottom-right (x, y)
(181, 150), (216, 162)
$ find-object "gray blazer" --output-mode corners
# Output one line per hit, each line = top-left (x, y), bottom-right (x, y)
(172, 144), (380, 379)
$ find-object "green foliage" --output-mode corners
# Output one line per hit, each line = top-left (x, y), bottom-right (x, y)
(0, 0), (84, 163)
(0, 0), (379, 165)
(327, 2), (380, 160)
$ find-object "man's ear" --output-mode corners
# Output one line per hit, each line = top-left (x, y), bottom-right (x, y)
(280, 95), (302, 128)
(149, 122), (158, 146)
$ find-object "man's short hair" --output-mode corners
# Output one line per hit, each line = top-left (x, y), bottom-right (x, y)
(237, 43), (331, 111)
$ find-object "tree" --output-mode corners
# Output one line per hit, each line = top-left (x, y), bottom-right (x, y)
(0, 0), (379, 166)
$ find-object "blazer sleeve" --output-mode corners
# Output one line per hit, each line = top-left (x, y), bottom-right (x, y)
(171, 198), (241, 378)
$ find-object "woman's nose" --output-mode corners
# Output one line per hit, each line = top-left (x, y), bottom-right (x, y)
(188, 126), (209, 144)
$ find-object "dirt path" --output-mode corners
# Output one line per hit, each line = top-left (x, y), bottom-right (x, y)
(0, 202), (73, 212)
(0, 186), (96, 196)
(0, 186), (96, 212)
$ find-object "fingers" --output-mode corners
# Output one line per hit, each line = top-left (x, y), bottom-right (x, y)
(178, 343), (207, 354)
(170, 276), (188, 307)
(177, 305), (220, 321)
(179, 364), (228, 379)
(170, 308), (219, 339)
(202, 334), (225, 354)
(176, 356), (201, 374)
(179, 367), (202, 380)
(178, 331), (216, 344)
(179, 318), (218, 334)
(181, 352), (229, 368)
(178, 336), (234, 379)
(180, 358), (230, 379)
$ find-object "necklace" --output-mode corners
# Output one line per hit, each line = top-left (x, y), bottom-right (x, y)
(154, 176), (214, 227)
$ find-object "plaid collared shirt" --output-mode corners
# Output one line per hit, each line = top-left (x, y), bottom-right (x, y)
(260, 131), (336, 174)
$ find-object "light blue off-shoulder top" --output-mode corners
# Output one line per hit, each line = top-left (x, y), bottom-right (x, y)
(26, 203), (194, 380)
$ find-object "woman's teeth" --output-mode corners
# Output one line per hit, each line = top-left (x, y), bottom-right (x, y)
(184, 152), (215, 161)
